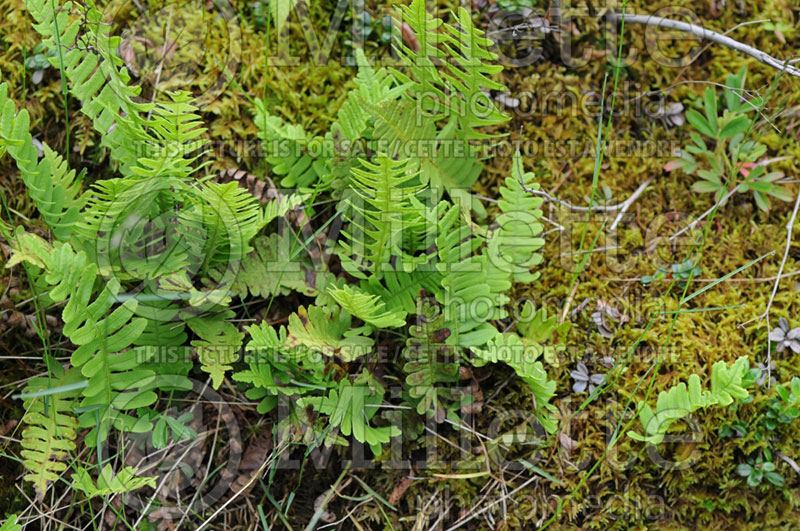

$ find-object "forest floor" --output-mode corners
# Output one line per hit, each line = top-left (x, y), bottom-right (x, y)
(1, 0), (800, 529)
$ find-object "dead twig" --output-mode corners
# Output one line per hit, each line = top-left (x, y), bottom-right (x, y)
(607, 13), (800, 78)
(754, 189), (800, 385)
(777, 451), (800, 478)
(608, 178), (653, 231)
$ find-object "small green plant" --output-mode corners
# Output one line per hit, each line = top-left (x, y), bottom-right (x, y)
(666, 67), (792, 211)
(640, 258), (701, 289)
(494, 0), (539, 12)
(345, 0), (393, 55)
(250, 0), (297, 30)
(24, 43), (56, 84)
(720, 372), (800, 489)
(737, 451), (785, 488)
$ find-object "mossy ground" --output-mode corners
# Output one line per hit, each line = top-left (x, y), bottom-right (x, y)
(1, 0), (800, 528)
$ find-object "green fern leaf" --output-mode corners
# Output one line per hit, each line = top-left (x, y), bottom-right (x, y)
(10, 233), (155, 444)
(72, 465), (156, 497)
(628, 357), (750, 444)
(328, 284), (407, 328)
(362, 266), (442, 315)
(235, 322), (328, 413)
(0, 83), (83, 240)
(254, 99), (327, 189)
(286, 305), (373, 361)
(391, 0), (449, 112)
(298, 376), (400, 455)
(441, 7), (508, 139)
(187, 310), (244, 389)
(338, 156), (425, 279)
(487, 151), (545, 283)
(332, 48), (407, 143)
(179, 181), (265, 271)
(0, 514), (20, 531)
(23, 0), (155, 173)
(212, 231), (325, 300)
(472, 333), (557, 433)
(18, 356), (81, 500)
(402, 301), (460, 419)
(434, 204), (497, 348)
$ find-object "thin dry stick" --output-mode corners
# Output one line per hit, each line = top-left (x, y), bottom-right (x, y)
(609, 179), (652, 231)
(513, 125), (642, 214)
(607, 13), (800, 78)
(196, 442), (289, 530)
(444, 475), (539, 531)
(758, 189), (800, 384)
(132, 436), (205, 529)
(668, 187), (738, 242)
(777, 451), (800, 477)
(174, 402), (223, 529)
(522, 185), (649, 212)
(609, 269), (800, 283)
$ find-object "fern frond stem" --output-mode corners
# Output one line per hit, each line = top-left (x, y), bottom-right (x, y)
(50, 0), (69, 155)
(145, 7), (175, 121)
(262, 194), (333, 319)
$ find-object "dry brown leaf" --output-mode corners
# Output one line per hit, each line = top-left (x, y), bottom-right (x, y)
(559, 431), (577, 455)
(388, 475), (413, 507)
(230, 431), (272, 494)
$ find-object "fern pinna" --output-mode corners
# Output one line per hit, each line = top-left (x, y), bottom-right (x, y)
(5, 0), (570, 503)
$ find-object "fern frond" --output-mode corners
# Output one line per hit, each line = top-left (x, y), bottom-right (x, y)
(235, 322), (328, 413)
(365, 99), (486, 216)
(362, 266), (442, 315)
(23, 0), (154, 173)
(402, 301), (460, 419)
(441, 7), (508, 139)
(332, 48), (407, 143)
(263, 192), (310, 225)
(187, 310), (244, 389)
(434, 204), (497, 348)
(392, 0), (449, 112)
(212, 231), (325, 300)
(179, 181), (265, 271)
(392, 1), (508, 139)
(338, 156), (425, 279)
(0, 82), (83, 240)
(132, 297), (193, 378)
(77, 175), (189, 273)
(628, 357), (750, 445)
(328, 284), (407, 328)
(0, 514), (20, 531)
(472, 333), (557, 433)
(516, 301), (570, 366)
(254, 99), (328, 189)
(128, 91), (209, 181)
(297, 376), (400, 455)
(19, 357), (80, 500)
(487, 151), (545, 283)
(72, 465), (156, 498)
(10, 233), (155, 444)
(286, 305), (373, 361)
